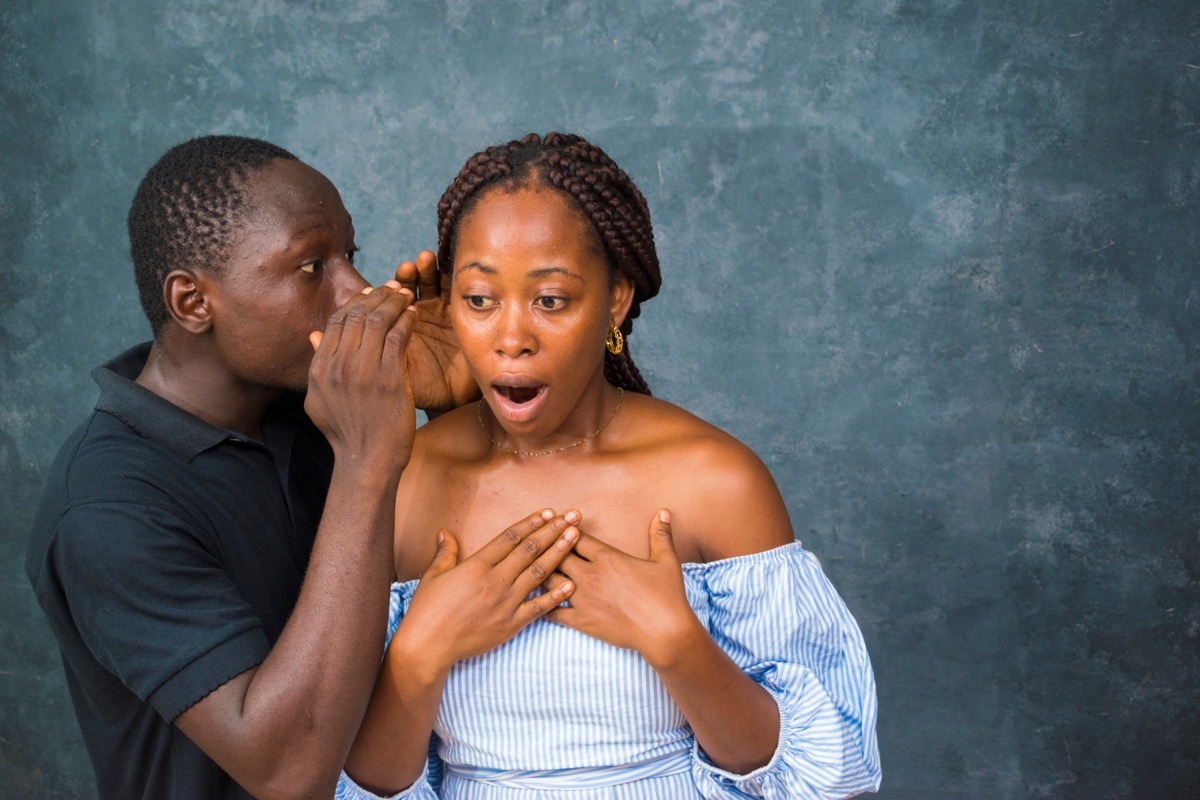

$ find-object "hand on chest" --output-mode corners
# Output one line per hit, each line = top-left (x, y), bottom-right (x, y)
(396, 458), (705, 578)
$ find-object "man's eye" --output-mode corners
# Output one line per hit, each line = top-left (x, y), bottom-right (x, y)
(300, 261), (321, 274)
(347, 247), (358, 263)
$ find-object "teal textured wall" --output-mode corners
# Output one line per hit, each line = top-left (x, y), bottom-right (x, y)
(2, 1), (1197, 797)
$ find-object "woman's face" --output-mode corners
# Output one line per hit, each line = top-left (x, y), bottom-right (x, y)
(450, 185), (632, 445)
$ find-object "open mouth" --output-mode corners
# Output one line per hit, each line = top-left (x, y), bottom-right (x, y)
(491, 382), (548, 423)
(497, 385), (543, 405)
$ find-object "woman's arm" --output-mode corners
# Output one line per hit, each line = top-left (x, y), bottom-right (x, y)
(547, 506), (786, 774)
(545, 434), (875, 787)
(546, 428), (880, 797)
(343, 510), (581, 795)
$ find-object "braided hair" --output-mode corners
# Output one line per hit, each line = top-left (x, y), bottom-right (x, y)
(437, 132), (662, 395)
(127, 135), (297, 335)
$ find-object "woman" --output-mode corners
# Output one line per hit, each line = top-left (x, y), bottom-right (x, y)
(338, 133), (881, 799)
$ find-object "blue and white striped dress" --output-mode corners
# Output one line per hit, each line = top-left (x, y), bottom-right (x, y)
(338, 542), (881, 799)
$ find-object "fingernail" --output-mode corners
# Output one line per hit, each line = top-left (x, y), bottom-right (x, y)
(559, 581), (573, 594)
(563, 527), (578, 543)
(659, 509), (671, 523)
(437, 530), (445, 544)
(385, 279), (401, 289)
(564, 510), (580, 524)
(361, 286), (374, 294)
(541, 509), (554, 520)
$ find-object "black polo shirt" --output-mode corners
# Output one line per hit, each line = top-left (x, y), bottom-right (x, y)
(26, 343), (334, 800)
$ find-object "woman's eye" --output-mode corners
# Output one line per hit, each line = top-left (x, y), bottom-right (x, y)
(465, 295), (495, 309)
(346, 246), (359, 263)
(536, 296), (567, 311)
(300, 261), (321, 274)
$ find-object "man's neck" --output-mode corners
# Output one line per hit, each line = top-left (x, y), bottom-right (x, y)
(135, 339), (283, 441)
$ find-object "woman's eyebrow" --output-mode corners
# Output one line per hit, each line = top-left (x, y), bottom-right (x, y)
(455, 261), (496, 275)
(527, 266), (583, 281)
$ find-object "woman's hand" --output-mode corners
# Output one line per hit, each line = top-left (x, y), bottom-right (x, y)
(546, 510), (783, 775)
(391, 509), (580, 679)
(544, 509), (702, 668)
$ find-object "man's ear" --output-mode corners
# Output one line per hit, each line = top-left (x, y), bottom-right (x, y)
(609, 272), (635, 330)
(163, 269), (214, 334)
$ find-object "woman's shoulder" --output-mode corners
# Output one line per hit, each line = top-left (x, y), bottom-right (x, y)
(625, 394), (768, 473)
(622, 393), (795, 561)
(411, 402), (492, 463)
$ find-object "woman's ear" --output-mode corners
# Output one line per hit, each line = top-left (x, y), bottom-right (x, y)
(162, 269), (214, 334)
(609, 272), (635, 330)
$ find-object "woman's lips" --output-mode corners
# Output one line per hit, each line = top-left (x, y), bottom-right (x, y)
(492, 384), (548, 423)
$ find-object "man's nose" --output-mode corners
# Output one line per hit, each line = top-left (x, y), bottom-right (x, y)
(332, 263), (371, 309)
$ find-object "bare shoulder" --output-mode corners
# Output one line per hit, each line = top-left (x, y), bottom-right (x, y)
(397, 403), (488, 515)
(623, 395), (794, 562)
(393, 404), (488, 580)
(412, 403), (490, 463)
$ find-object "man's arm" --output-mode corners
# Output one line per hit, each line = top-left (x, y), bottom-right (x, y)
(175, 286), (418, 800)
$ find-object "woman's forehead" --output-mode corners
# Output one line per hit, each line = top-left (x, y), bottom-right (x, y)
(457, 187), (601, 256)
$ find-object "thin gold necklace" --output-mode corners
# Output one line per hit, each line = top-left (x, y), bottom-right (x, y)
(477, 388), (624, 457)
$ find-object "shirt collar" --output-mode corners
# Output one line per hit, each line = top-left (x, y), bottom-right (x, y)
(92, 342), (274, 461)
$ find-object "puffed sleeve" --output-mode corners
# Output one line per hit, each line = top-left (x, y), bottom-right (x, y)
(336, 582), (442, 800)
(682, 542), (881, 799)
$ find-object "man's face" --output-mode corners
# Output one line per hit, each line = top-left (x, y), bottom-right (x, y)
(205, 158), (368, 392)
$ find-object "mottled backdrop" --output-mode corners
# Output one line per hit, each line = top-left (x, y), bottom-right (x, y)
(2, 1), (1197, 798)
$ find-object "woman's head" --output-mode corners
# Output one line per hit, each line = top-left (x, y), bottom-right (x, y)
(437, 132), (661, 395)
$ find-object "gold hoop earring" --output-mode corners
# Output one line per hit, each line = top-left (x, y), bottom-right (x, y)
(605, 325), (624, 355)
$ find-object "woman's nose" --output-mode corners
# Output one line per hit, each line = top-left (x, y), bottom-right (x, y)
(495, 305), (537, 357)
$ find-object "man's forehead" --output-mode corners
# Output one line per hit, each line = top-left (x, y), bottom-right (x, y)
(240, 159), (349, 228)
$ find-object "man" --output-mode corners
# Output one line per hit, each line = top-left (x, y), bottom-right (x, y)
(26, 135), (576, 799)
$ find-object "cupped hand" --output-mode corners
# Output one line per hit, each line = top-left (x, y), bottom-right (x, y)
(393, 250), (480, 412)
(304, 283), (417, 476)
(544, 510), (701, 667)
(393, 509), (581, 677)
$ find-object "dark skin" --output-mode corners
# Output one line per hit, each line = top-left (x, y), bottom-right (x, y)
(345, 186), (792, 793)
(135, 158), (573, 800)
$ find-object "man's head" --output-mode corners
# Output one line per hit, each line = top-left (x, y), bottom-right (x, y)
(128, 135), (368, 392)
(128, 135), (298, 335)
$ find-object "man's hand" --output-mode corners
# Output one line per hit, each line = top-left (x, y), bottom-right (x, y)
(305, 283), (417, 475)
(393, 250), (480, 412)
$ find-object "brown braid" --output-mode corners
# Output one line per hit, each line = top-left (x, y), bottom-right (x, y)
(436, 132), (661, 395)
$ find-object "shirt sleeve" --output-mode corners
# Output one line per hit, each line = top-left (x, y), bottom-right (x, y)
(336, 581), (442, 800)
(683, 543), (882, 799)
(335, 761), (437, 800)
(46, 501), (271, 722)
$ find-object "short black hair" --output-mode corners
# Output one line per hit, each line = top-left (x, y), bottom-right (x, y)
(127, 135), (297, 334)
